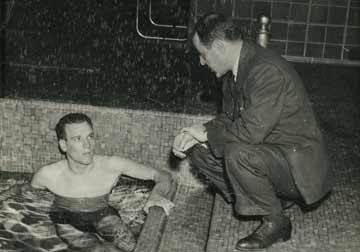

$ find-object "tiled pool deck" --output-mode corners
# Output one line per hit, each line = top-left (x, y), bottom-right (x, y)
(143, 131), (360, 252)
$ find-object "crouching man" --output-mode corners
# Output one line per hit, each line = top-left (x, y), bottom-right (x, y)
(173, 13), (332, 251)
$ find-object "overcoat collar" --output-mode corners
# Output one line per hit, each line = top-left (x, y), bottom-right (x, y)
(234, 40), (257, 87)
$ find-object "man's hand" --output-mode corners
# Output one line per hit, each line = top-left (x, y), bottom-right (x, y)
(172, 124), (208, 158)
(181, 124), (208, 143)
(172, 132), (198, 158)
(143, 194), (175, 216)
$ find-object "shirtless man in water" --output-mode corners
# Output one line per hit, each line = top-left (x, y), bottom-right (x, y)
(31, 113), (175, 252)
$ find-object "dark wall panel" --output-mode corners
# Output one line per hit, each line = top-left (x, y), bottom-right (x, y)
(3, 0), (199, 113)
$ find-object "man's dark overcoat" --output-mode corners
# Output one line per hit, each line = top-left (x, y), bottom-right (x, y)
(205, 40), (332, 204)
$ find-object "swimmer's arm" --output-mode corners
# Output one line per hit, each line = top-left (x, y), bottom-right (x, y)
(109, 156), (176, 215)
(109, 156), (175, 198)
(151, 168), (176, 199)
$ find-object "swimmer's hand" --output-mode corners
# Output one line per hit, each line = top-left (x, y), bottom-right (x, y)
(144, 194), (174, 216)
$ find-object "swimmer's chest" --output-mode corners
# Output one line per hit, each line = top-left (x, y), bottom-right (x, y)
(52, 169), (119, 197)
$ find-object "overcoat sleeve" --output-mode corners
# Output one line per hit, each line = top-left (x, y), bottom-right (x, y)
(205, 64), (287, 158)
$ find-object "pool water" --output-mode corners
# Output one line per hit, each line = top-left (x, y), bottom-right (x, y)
(0, 179), (152, 252)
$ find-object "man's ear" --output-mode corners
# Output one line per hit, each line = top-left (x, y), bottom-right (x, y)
(59, 139), (67, 153)
(213, 39), (226, 53)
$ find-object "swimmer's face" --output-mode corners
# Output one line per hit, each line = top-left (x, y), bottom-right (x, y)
(59, 121), (95, 165)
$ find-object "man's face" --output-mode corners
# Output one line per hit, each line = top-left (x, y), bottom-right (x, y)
(59, 122), (95, 165)
(192, 32), (228, 78)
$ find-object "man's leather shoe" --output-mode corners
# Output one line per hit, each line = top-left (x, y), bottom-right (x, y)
(235, 214), (291, 251)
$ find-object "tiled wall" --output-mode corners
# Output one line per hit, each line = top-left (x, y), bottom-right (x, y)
(194, 0), (360, 64)
(0, 98), (211, 187)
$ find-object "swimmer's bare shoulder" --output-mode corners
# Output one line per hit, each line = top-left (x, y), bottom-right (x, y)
(31, 160), (66, 190)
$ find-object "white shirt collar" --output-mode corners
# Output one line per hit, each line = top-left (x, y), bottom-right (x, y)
(232, 43), (242, 82)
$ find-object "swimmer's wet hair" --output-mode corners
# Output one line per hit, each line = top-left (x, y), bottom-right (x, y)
(55, 113), (93, 140)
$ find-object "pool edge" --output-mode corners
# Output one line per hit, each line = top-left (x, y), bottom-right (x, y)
(135, 183), (178, 252)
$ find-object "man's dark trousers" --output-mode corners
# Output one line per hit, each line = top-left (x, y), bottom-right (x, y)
(189, 142), (301, 216)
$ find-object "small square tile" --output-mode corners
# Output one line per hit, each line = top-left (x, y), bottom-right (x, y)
(306, 43), (324, 57)
(270, 22), (288, 40)
(346, 27), (360, 45)
(289, 3), (309, 22)
(328, 6), (347, 25)
(324, 45), (342, 58)
(348, 8), (360, 26)
(287, 42), (305, 56)
(310, 5), (328, 24)
(288, 24), (306, 41)
(326, 27), (344, 44)
(308, 25), (325, 42)
(272, 2), (290, 21)
(235, 1), (252, 18)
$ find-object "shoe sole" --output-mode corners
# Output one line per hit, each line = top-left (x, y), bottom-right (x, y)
(235, 235), (291, 251)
